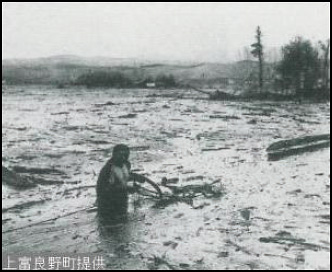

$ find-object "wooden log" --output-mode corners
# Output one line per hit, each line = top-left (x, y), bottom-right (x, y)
(267, 134), (330, 152)
(267, 134), (330, 161)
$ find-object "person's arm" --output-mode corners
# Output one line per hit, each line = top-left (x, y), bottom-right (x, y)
(130, 172), (163, 197)
(130, 172), (146, 184)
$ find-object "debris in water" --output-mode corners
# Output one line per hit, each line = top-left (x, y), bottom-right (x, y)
(259, 231), (329, 251)
(267, 134), (330, 161)
(153, 195), (194, 209)
(12, 166), (67, 176)
(151, 179), (225, 209)
(147, 255), (179, 270)
(163, 241), (179, 249)
(240, 209), (251, 221)
(94, 101), (117, 107)
(2, 166), (36, 189)
(209, 115), (241, 120)
(202, 147), (231, 152)
(247, 119), (258, 125)
(161, 177), (179, 186)
(218, 252), (229, 258)
(118, 114), (137, 119)
(226, 240), (259, 257)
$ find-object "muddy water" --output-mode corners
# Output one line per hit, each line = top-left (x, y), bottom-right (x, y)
(2, 86), (330, 270)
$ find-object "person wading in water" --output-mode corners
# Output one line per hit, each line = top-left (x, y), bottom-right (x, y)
(96, 144), (161, 221)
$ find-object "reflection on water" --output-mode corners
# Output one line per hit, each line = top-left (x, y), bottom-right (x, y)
(98, 213), (130, 244)
(96, 204), (149, 270)
(97, 210), (147, 269)
(96, 199), (145, 258)
(97, 198), (130, 243)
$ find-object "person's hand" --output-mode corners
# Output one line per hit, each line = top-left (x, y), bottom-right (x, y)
(127, 184), (138, 194)
(131, 173), (146, 184)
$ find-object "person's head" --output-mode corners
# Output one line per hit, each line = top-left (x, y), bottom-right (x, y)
(112, 144), (130, 166)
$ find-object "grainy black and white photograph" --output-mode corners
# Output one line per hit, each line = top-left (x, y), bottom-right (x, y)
(2, 2), (330, 270)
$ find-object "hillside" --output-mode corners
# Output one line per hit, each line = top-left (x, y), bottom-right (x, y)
(2, 56), (263, 87)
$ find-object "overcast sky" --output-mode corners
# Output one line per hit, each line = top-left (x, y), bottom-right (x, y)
(2, 2), (330, 62)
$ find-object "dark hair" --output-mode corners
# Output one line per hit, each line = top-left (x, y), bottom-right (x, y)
(112, 144), (130, 156)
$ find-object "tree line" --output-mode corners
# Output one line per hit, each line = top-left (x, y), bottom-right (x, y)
(75, 71), (177, 88)
(250, 26), (330, 100)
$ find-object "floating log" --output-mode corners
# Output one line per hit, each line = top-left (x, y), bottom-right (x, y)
(267, 134), (330, 161)
(2, 165), (64, 188)
(12, 166), (66, 176)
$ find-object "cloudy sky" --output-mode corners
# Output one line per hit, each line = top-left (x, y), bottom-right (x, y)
(2, 2), (330, 62)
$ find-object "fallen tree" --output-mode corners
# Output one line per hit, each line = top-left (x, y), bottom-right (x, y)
(267, 134), (330, 161)
(2, 165), (65, 189)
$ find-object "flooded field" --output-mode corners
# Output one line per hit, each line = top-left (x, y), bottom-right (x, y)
(2, 86), (330, 270)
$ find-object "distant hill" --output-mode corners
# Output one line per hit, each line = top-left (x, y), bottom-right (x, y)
(2, 55), (141, 67)
(2, 55), (267, 87)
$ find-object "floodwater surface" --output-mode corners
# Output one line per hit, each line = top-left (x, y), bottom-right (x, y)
(2, 86), (330, 270)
